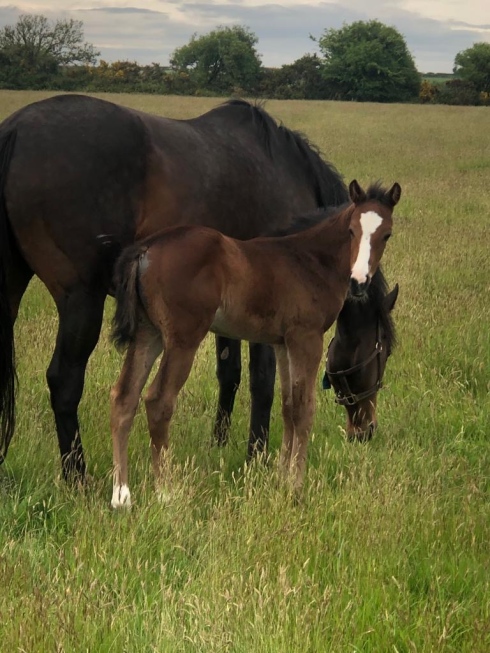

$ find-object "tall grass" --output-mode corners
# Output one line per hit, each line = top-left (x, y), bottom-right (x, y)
(0, 91), (489, 652)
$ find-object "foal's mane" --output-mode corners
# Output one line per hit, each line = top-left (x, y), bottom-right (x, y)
(221, 99), (349, 208)
(270, 203), (349, 237)
(270, 181), (396, 238)
(363, 180), (398, 207)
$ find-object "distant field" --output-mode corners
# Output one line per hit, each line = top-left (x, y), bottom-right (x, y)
(421, 74), (455, 85)
(0, 90), (489, 652)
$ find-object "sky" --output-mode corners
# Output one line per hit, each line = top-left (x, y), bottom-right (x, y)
(0, 1), (489, 73)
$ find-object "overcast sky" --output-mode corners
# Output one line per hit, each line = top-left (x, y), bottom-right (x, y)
(0, 1), (488, 73)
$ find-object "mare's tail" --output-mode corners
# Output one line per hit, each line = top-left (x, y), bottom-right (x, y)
(111, 243), (147, 351)
(0, 129), (18, 464)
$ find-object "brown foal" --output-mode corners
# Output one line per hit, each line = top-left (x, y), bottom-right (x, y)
(110, 180), (401, 507)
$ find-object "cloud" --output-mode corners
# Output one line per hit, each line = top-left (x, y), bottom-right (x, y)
(89, 7), (167, 14)
(0, 1), (488, 72)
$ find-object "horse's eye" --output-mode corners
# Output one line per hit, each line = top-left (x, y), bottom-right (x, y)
(383, 233), (392, 242)
(349, 228), (354, 238)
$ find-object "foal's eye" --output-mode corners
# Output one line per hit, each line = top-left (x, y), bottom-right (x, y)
(349, 228), (354, 238)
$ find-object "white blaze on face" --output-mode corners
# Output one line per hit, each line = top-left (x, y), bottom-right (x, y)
(351, 211), (383, 284)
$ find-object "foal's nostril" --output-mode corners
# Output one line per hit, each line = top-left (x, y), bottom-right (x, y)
(350, 278), (367, 297)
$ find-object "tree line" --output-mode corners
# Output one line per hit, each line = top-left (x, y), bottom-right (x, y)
(0, 14), (489, 105)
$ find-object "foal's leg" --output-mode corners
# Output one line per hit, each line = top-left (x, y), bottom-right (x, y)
(110, 324), (162, 508)
(46, 287), (106, 481)
(248, 343), (276, 459)
(145, 342), (201, 499)
(274, 344), (294, 474)
(214, 336), (241, 446)
(286, 333), (324, 492)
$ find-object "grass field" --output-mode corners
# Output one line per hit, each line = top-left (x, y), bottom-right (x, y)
(0, 90), (489, 652)
(421, 75), (455, 85)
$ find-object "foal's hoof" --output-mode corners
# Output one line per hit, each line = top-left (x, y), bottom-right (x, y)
(111, 484), (132, 509)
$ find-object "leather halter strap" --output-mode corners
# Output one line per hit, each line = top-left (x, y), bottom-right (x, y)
(325, 322), (384, 407)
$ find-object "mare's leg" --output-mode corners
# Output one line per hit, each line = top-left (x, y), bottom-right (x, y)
(214, 336), (241, 446)
(46, 287), (105, 481)
(286, 333), (324, 492)
(0, 252), (32, 463)
(248, 343), (276, 459)
(274, 344), (294, 474)
(111, 324), (162, 508)
(6, 247), (33, 321)
(145, 343), (201, 499)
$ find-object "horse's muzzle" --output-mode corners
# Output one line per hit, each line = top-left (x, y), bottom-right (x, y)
(347, 421), (376, 443)
(349, 277), (370, 298)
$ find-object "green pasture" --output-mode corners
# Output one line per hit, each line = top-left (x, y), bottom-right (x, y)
(0, 90), (489, 652)
(421, 75), (454, 85)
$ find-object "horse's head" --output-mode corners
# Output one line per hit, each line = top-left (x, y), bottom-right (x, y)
(324, 280), (399, 442)
(348, 180), (400, 299)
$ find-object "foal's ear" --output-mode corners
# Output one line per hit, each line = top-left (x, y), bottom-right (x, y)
(349, 179), (366, 204)
(387, 182), (402, 207)
(384, 283), (399, 313)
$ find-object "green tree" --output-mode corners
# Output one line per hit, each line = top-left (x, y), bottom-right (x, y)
(0, 14), (99, 89)
(260, 54), (327, 99)
(317, 20), (420, 102)
(454, 42), (490, 94)
(437, 79), (481, 106)
(170, 25), (262, 94)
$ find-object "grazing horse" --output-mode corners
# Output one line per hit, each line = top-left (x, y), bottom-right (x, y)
(0, 94), (351, 479)
(324, 281), (399, 441)
(110, 179), (400, 506)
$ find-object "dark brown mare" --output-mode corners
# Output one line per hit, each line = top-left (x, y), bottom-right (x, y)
(110, 180), (400, 506)
(0, 94), (353, 479)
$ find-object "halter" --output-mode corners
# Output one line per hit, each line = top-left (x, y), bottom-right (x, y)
(324, 321), (385, 406)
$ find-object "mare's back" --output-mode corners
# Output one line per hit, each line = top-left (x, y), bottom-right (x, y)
(2, 95), (347, 274)
(189, 101), (348, 223)
(4, 94), (148, 246)
(149, 102), (326, 237)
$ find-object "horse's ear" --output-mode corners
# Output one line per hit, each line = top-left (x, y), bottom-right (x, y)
(349, 179), (366, 205)
(384, 283), (399, 313)
(388, 182), (402, 207)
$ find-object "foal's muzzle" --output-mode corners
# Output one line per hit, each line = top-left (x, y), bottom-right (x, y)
(349, 277), (370, 298)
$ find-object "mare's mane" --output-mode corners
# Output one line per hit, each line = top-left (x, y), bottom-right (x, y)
(363, 269), (397, 355)
(220, 100), (349, 208)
